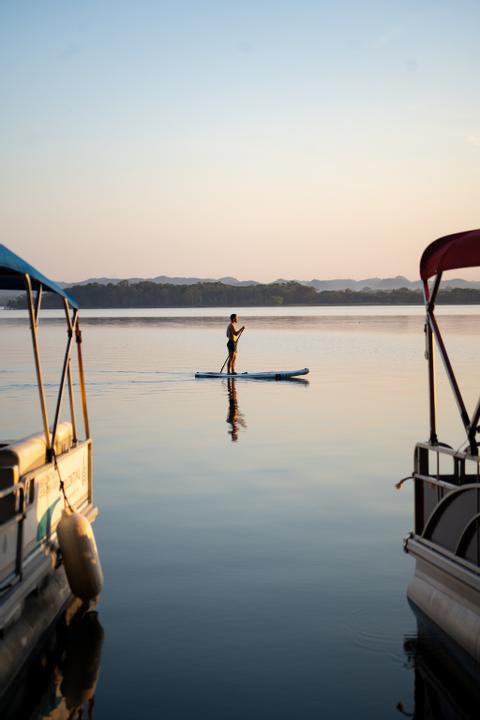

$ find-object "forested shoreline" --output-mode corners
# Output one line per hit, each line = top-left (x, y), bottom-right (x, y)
(7, 280), (480, 308)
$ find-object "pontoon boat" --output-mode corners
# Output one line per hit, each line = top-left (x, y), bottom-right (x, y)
(0, 244), (101, 693)
(404, 229), (480, 662)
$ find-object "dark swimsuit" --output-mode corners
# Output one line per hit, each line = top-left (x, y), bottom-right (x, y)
(227, 339), (237, 353)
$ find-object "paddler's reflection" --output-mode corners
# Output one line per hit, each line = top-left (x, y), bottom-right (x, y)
(226, 379), (246, 441)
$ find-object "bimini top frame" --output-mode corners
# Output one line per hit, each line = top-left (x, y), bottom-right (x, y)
(0, 244), (89, 457)
(420, 229), (480, 454)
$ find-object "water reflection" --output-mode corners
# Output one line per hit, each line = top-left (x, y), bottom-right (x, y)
(225, 379), (246, 441)
(1, 601), (104, 720)
(398, 606), (480, 719)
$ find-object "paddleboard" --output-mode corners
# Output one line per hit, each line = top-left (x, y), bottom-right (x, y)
(195, 368), (309, 380)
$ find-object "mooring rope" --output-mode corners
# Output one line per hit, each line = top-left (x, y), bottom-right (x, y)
(395, 475), (413, 490)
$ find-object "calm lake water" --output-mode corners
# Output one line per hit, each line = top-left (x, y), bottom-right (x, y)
(1, 305), (479, 718)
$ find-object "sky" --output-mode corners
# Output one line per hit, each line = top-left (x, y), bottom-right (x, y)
(1, 0), (480, 282)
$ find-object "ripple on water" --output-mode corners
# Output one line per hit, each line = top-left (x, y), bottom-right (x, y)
(343, 606), (415, 666)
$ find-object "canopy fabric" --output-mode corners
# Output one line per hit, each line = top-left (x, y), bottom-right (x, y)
(0, 244), (79, 308)
(420, 229), (480, 281)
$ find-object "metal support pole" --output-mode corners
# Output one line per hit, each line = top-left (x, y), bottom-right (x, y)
(428, 312), (471, 438)
(67, 358), (78, 443)
(63, 300), (78, 442)
(34, 285), (43, 325)
(425, 320), (437, 444)
(63, 297), (74, 333)
(427, 272), (442, 312)
(25, 275), (51, 451)
(424, 272), (473, 451)
(423, 279), (438, 445)
(51, 304), (78, 451)
(467, 398), (480, 455)
(76, 320), (90, 439)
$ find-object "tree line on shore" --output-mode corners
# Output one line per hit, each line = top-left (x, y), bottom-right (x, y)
(7, 280), (480, 308)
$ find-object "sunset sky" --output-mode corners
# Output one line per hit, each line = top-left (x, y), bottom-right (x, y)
(1, 1), (480, 282)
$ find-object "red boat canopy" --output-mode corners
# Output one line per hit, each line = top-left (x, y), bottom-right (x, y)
(420, 229), (480, 281)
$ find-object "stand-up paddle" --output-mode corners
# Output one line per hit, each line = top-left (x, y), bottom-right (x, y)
(220, 327), (244, 373)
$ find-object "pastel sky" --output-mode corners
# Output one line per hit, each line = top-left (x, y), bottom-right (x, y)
(1, 1), (480, 282)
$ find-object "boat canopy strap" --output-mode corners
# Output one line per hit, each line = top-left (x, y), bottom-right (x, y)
(0, 244), (78, 308)
(420, 229), (480, 281)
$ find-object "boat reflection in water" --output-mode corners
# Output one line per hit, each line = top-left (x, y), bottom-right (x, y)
(0, 599), (104, 720)
(398, 605), (480, 720)
(225, 379), (247, 441)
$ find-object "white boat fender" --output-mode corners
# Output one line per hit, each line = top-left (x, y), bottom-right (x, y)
(57, 509), (104, 601)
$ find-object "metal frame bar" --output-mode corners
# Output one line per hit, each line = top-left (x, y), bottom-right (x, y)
(51, 302), (78, 452)
(423, 274), (475, 453)
(468, 391), (480, 451)
(423, 279), (438, 444)
(67, 358), (78, 443)
(76, 320), (90, 440)
(23, 281), (88, 453)
(34, 285), (42, 325)
(24, 274), (51, 451)
(428, 312), (471, 431)
(427, 272), (442, 311)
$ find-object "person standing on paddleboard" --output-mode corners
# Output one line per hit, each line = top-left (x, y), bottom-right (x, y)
(226, 313), (245, 374)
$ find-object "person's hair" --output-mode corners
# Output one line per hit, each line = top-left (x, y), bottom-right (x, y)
(230, 313), (237, 322)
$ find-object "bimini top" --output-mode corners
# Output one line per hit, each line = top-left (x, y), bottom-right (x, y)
(0, 244), (78, 308)
(420, 229), (480, 281)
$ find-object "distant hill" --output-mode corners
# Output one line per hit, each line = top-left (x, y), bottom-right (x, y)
(301, 276), (480, 291)
(58, 275), (260, 288)
(56, 274), (480, 291)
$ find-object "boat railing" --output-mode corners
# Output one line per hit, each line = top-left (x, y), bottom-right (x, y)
(412, 442), (480, 568)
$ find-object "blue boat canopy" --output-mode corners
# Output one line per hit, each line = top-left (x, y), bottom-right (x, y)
(0, 244), (78, 309)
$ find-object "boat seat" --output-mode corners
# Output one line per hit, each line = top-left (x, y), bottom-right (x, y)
(0, 422), (74, 488)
